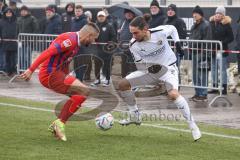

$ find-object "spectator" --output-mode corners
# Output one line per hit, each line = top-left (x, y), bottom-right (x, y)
(236, 16), (240, 75)
(0, 0), (7, 72)
(71, 5), (91, 81)
(164, 4), (187, 73)
(17, 5), (39, 70)
(62, 2), (75, 32)
(39, 5), (62, 34)
(149, 0), (166, 28)
(189, 5), (212, 102)
(91, 11), (117, 87)
(102, 7), (118, 35)
(119, 9), (137, 78)
(9, 0), (19, 17)
(164, 4), (187, 39)
(71, 5), (87, 32)
(0, 0), (7, 19)
(84, 10), (92, 22)
(17, 5), (38, 34)
(209, 6), (234, 95)
(0, 7), (18, 76)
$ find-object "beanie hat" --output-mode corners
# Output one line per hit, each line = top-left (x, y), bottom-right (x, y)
(215, 6), (226, 16)
(150, 0), (160, 8)
(168, 4), (177, 13)
(192, 5), (204, 17)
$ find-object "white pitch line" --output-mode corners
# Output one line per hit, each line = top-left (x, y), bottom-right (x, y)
(0, 102), (55, 112)
(1, 102), (240, 140)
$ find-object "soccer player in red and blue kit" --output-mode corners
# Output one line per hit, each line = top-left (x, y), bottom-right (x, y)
(20, 23), (100, 141)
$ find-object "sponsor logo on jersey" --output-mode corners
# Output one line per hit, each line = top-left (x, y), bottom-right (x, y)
(142, 46), (166, 58)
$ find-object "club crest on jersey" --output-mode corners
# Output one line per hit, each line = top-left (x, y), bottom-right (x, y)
(102, 27), (107, 32)
(62, 39), (72, 48)
(157, 40), (163, 45)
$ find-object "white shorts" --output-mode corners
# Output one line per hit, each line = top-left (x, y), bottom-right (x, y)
(126, 64), (179, 91)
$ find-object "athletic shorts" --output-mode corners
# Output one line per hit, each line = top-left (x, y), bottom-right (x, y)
(39, 69), (76, 94)
(126, 64), (179, 91)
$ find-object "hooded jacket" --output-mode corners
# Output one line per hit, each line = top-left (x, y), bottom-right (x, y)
(209, 15), (234, 57)
(0, 7), (17, 51)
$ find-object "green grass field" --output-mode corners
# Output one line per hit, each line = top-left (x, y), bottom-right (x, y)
(0, 96), (240, 160)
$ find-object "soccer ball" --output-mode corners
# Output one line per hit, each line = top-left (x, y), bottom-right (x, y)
(95, 112), (114, 131)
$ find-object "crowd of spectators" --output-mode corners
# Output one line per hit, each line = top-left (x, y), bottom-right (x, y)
(0, 0), (239, 99)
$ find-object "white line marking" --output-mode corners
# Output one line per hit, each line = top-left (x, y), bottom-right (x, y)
(1, 102), (240, 140)
(0, 102), (54, 112)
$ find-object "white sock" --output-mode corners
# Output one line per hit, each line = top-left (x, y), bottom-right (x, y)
(120, 90), (138, 112)
(174, 95), (195, 128)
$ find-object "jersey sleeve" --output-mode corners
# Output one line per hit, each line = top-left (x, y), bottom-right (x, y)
(29, 35), (74, 72)
(157, 25), (180, 43)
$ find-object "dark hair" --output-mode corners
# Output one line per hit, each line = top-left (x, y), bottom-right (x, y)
(130, 14), (152, 30)
(87, 22), (100, 33)
(75, 5), (83, 10)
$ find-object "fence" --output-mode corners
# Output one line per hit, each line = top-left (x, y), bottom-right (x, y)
(22, 0), (238, 7)
(12, 33), (231, 106)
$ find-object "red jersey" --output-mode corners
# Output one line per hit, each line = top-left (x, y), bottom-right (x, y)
(29, 32), (80, 74)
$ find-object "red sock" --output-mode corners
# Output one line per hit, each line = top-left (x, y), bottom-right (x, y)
(58, 95), (86, 123)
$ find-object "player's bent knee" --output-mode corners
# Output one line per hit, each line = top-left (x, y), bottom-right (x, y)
(168, 89), (180, 100)
(118, 79), (131, 91)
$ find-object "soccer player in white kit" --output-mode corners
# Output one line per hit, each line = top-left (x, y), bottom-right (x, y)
(118, 15), (201, 141)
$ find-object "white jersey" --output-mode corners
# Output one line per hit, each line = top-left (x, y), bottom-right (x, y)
(129, 25), (180, 67)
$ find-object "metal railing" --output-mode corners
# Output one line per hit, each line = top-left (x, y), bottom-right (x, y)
(13, 33), (232, 106)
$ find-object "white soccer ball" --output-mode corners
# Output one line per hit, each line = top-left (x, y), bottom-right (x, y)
(95, 112), (114, 131)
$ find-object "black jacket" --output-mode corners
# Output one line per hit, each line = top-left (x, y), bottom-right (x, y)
(189, 18), (212, 65)
(235, 23), (240, 51)
(210, 15), (234, 57)
(61, 3), (75, 32)
(40, 13), (62, 34)
(62, 12), (74, 32)
(119, 19), (132, 41)
(150, 10), (166, 28)
(0, 8), (17, 51)
(71, 14), (87, 32)
(96, 20), (117, 58)
(17, 14), (39, 34)
(164, 15), (187, 39)
(189, 18), (212, 41)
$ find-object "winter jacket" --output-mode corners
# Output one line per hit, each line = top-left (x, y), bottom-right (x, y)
(119, 19), (132, 41)
(149, 10), (166, 28)
(96, 20), (117, 58)
(164, 15), (187, 39)
(0, 8), (17, 51)
(17, 14), (39, 34)
(189, 18), (212, 41)
(189, 18), (212, 67)
(61, 3), (75, 32)
(235, 23), (240, 51)
(40, 13), (62, 34)
(71, 14), (88, 32)
(209, 15), (234, 57)
(0, 5), (7, 19)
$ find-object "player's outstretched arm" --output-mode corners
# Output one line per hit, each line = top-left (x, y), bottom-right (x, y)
(19, 45), (58, 81)
(19, 69), (33, 81)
